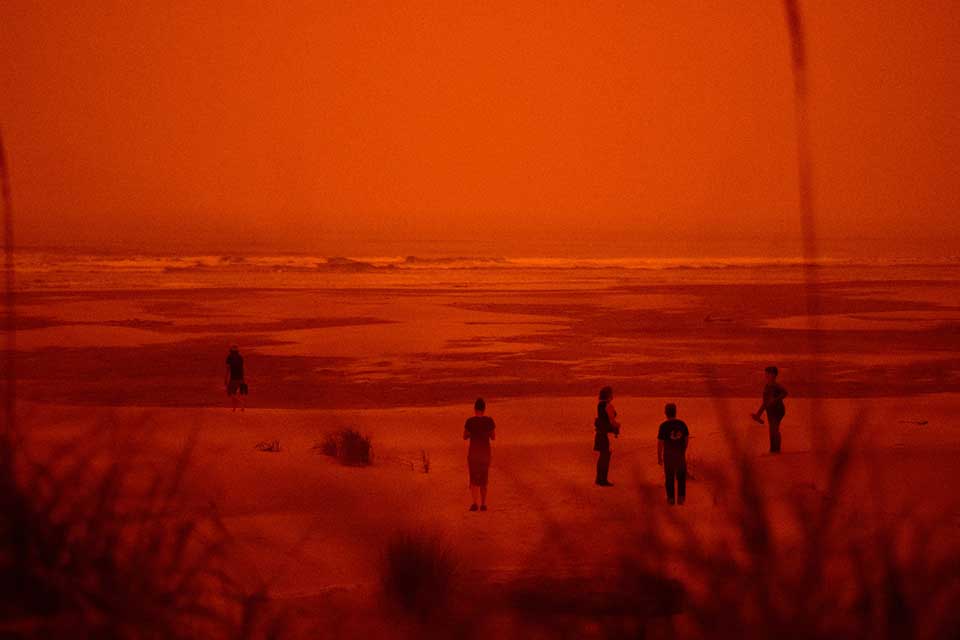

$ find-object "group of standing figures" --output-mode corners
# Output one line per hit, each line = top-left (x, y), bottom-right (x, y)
(462, 366), (788, 511)
(224, 345), (788, 511)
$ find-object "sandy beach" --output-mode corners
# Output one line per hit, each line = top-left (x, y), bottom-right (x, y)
(6, 253), (959, 636)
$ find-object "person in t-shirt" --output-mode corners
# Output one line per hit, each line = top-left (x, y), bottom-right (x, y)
(463, 397), (495, 512)
(224, 344), (246, 412)
(751, 365), (788, 453)
(657, 403), (689, 505)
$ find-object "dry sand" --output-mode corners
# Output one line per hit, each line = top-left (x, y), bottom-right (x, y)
(17, 393), (960, 637)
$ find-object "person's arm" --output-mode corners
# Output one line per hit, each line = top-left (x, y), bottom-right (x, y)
(753, 388), (769, 418)
(224, 363), (231, 387)
(606, 403), (621, 433)
(464, 420), (471, 440)
(657, 439), (664, 466)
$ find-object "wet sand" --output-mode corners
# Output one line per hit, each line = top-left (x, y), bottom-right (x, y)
(8, 274), (960, 408)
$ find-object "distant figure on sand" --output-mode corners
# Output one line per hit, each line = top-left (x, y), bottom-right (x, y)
(594, 386), (621, 486)
(464, 398), (495, 512)
(657, 403), (689, 505)
(225, 344), (247, 412)
(751, 366), (788, 453)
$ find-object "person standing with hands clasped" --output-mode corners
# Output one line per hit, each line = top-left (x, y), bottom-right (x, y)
(594, 386), (621, 487)
(657, 403), (689, 505)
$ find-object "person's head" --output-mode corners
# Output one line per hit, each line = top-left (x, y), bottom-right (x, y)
(764, 365), (779, 382)
(474, 397), (486, 414)
(229, 343), (239, 353)
(599, 386), (613, 402)
(665, 403), (677, 419)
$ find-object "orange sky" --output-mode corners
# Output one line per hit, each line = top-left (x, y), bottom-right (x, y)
(1, 1), (957, 255)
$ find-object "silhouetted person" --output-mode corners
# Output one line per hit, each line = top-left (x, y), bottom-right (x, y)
(752, 366), (788, 453)
(594, 386), (620, 486)
(657, 403), (689, 505)
(225, 344), (247, 412)
(464, 397), (495, 512)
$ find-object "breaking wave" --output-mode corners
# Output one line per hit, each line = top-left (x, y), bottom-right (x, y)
(14, 250), (960, 279)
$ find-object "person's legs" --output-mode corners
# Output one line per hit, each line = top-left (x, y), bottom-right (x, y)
(596, 450), (611, 485)
(664, 465), (676, 503)
(477, 463), (489, 507)
(677, 466), (687, 504)
(227, 380), (239, 411)
(768, 414), (783, 453)
(470, 458), (489, 508)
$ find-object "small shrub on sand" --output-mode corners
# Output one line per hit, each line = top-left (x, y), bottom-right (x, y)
(314, 429), (372, 466)
(255, 439), (280, 452)
(381, 531), (456, 619)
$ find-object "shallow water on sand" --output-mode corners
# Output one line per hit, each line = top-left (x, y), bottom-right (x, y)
(7, 249), (960, 408)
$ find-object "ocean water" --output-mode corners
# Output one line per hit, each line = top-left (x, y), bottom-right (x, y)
(14, 248), (960, 292)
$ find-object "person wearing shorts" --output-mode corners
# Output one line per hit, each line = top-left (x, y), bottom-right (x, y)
(464, 397), (495, 512)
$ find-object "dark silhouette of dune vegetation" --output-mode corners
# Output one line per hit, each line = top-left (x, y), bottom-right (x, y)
(0, 418), (288, 637)
(380, 531), (457, 621)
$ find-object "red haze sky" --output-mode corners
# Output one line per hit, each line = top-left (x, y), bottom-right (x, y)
(1, 1), (957, 255)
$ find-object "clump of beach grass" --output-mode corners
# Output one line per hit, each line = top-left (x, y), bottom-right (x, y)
(314, 428), (373, 466)
(255, 439), (280, 452)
